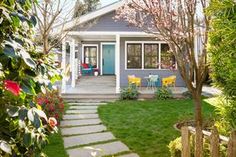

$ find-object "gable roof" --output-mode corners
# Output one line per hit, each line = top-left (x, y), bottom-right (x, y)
(55, 0), (125, 32)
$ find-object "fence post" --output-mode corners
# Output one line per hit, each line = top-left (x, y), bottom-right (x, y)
(227, 130), (236, 157)
(210, 127), (219, 157)
(181, 126), (190, 157)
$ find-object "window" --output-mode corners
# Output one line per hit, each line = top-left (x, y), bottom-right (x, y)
(127, 44), (142, 69)
(144, 44), (159, 69)
(126, 42), (176, 70)
(84, 46), (97, 68)
(161, 44), (176, 69)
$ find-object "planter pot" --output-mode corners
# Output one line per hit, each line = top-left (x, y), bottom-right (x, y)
(94, 71), (99, 76)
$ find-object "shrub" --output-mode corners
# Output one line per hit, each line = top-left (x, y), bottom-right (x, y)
(155, 87), (173, 100)
(36, 90), (65, 123)
(120, 84), (139, 100)
(0, 0), (61, 156)
(182, 91), (193, 99)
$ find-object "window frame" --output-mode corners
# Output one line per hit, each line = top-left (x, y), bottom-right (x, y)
(82, 44), (99, 69)
(126, 43), (142, 69)
(125, 41), (177, 70)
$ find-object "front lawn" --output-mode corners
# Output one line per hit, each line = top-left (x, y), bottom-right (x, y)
(98, 98), (215, 157)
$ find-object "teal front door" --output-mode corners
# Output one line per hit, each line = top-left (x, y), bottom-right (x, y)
(102, 44), (115, 75)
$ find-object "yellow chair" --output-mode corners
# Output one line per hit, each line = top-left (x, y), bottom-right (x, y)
(128, 75), (141, 87)
(162, 75), (176, 87)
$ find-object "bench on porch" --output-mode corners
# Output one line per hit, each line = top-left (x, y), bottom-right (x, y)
(81, 63), (99, 76)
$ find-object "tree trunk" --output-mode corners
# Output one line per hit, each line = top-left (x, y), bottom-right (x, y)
(43, 34), (49, 54)
(193, 91), (203, 157)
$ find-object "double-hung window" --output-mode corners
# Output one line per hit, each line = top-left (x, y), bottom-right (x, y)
(126, 42), (176, 70)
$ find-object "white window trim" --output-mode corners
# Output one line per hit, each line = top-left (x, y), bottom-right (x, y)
(100, 42), (116, 75)
(82, 44), (99, 69)
(125, 41), (177, 70)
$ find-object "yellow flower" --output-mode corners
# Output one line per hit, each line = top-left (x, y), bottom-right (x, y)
(36, 104), (42, 110)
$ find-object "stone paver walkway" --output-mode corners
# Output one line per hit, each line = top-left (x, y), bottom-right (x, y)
(62, 102), (139, 157)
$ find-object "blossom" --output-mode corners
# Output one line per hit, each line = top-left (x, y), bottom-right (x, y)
(4, 80), (21, 96)
(48, 117), (57, 128)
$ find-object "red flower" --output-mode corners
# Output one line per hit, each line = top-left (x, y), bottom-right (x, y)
(4, 80), (21, 96)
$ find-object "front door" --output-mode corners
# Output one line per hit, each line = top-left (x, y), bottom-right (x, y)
(102, 44), (115, 75)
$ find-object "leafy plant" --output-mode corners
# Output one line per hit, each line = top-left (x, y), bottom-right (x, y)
(36, 90), (65, 123)
(120, 84), (139, 100)
(155, 87), (173, 100)
(0, 0), (61, 156)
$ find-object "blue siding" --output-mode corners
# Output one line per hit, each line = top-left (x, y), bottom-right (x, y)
(74, 11), (141, 32)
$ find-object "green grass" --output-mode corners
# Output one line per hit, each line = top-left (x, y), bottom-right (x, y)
(43, 132), (68, 157)
(98, 98), (215, 157)
(44, 102), (70, 157)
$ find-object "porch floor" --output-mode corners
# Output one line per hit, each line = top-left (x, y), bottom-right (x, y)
(65, 76), (116, 94)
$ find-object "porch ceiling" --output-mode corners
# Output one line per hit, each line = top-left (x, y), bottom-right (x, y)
(78, 34), (116, 41)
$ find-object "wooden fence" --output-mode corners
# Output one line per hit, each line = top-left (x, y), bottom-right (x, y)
(181, 126), (236, 157)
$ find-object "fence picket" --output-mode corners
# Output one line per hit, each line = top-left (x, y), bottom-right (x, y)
(210, 127), (219, 157)
(181, 126), (190, 157)
(227, 130), (236, 157)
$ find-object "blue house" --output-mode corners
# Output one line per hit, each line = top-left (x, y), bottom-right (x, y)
(59, 1), (187, 94)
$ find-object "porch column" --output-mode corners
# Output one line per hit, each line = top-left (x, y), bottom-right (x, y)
(115, 34), (120, 93)
(71, 39), (76, 88)
(61, 39), (66, 93)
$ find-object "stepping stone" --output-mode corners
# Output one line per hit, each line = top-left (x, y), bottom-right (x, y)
(61, 125), (106, 136)
(70, 106), (98, 110)
(63, 114), (99, 120)
(60, 119), (101, 127)
(118, 153), (140, 157)
(67, 141), (130, 157)
(66, 110), (97, 114)
(68, 103), (106, 106)
(63, 132), (115, 148)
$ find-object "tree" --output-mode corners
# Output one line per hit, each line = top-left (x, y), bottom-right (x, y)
(73, 0), (100, 17)
(116, 0), (210, 156)
(32, 0), (74, 54)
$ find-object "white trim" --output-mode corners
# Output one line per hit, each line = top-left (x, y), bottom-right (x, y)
(82, 44), (99, 69)
(71, 39), (76, 88)
(115, 34), (120, 93)
(100, 42), (116, 75)
(125, 41), (177, 70)
(68, 31), (154, 37)
(53, 1), (125, 33)
(61, 39), (66, 93)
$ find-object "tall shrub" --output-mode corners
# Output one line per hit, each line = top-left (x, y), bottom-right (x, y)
(0, 0), (61, 156)
(208, 0), (236, 132)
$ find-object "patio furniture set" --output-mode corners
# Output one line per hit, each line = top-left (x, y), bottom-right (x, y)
(128, 75), (176, 89)
(81, 63), (99, 76)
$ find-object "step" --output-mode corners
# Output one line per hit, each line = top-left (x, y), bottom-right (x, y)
(118, 153), (140, 157)
(61, 125), (106, 136)
(60, 119), (101, 127)
(67, 141), (130, 157)
(65, 98), (117, 103)
(69, 106), (98, 110)
(62, 94), (119, 99)
(66, 110), (97, 114)
(63, 114), (99, 120)
(63, 132), (115, 148)
(68, 103), (107, 106)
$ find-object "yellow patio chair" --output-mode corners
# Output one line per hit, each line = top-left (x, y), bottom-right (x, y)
(128, 75), (141, 87)
(162, 75), (176, 87)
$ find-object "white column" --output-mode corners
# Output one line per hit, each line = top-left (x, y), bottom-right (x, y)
(61, 39), (66, 93)
(115, 34), (120, 93)
(71, 39), (76, 88)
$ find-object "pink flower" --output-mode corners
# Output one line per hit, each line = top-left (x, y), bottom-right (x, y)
(4, 80), (21, 96)
(48, 117), (57, 128)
